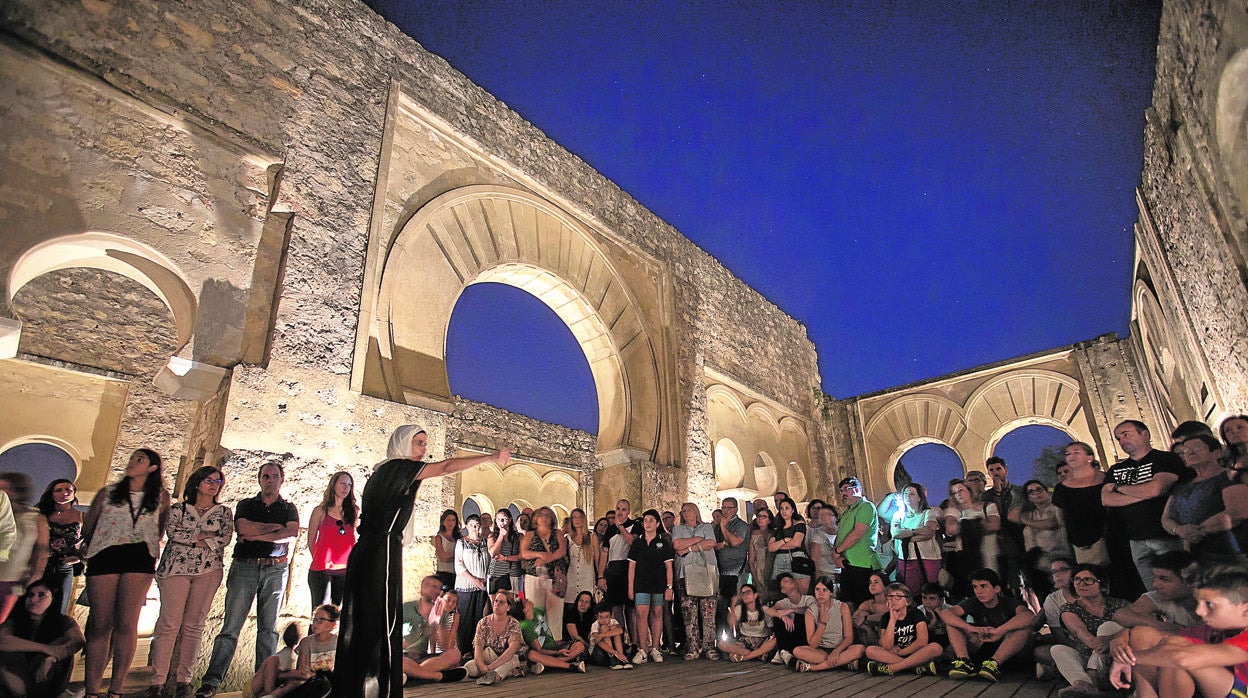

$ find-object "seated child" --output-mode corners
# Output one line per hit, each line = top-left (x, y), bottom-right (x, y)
(1110, 569), (1248, 698)
(0, 582), (84, 698)
(589, 602), (633, 669)
(919, 582), (951, 651)
(717, 583), (776, 663)
(401, 581), (466, 683)
(863, 583), (943, 676)
(792, 575), (864, 672)
(263, 604), (338, 698)
(247, 622), (302, 698)
(940, 568), (1035, 682)
(519, 597), (586, 673)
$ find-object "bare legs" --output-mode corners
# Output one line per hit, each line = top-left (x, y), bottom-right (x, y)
(84, 572), (153, 695)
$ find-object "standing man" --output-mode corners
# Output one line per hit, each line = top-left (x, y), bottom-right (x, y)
(599, 499), (639, 646)
(1102, 420), (1186, 590)
(832, 477), (880, 606)
(196, 463), (299, 698)
(984, 457), (1025, 589)
(713, 497), (749, 625)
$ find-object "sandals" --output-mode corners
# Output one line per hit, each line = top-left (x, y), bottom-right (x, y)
(684, 650), (700, 661)
(729, 653), (745, 663)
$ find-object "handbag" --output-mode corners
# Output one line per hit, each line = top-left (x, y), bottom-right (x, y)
(789, 550), (815, 576)
(685, 549), (720, 597)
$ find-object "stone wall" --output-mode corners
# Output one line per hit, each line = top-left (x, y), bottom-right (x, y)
(1134, 0), (1248, 419)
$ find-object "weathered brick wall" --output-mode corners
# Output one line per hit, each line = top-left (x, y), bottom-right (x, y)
(1137, 0), (1248, 415)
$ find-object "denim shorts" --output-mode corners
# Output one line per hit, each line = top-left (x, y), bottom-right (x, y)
(634, 591), (664, 606)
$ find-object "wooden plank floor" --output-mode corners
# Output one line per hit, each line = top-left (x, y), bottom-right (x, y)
(402, 656), (1067, 698)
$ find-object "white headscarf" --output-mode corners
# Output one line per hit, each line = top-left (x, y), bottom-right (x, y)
(386, 424), (426, 460)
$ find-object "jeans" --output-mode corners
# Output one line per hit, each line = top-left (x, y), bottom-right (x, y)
(200, 560), (289, 688)
(307, 568), (345, 608)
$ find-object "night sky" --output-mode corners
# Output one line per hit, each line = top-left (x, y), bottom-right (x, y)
(366, 1), (1164, 451)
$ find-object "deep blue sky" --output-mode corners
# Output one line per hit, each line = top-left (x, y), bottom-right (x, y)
(368, 1), (1163, 437)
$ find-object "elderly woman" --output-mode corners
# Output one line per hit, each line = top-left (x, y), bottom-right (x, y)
(521, 506), (569, 642)
(335, 425), (509, 698)
(1053, 564), (1129, 695)
(148, 465), (233, 697)
(672, 502), (719, 660)
(891, 483), (942, 595)
(1162, 433), (1248, 565)
(1009, 480), (1071, 598)
(0, 580), (84, 698)
(463, 590), (525, 686)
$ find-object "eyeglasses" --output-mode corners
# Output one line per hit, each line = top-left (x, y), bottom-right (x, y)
(1072, 576), (1100, 585)
(336, 519), (347, 535)
(204, 478), (223, 485)
(312, 616), (334, 623)
(886, 594), (909, 600)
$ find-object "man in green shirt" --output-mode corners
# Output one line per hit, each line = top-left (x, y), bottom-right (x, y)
(833, 476), (881, 605)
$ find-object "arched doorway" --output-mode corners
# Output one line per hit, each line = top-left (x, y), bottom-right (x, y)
(892, 442), (964, 510)
(0, 442), (77, 506)
(991, 424), (1072, 486)
(446, 282), (597, 432)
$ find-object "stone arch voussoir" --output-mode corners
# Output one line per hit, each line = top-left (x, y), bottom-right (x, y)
(370, 185), (661, 456)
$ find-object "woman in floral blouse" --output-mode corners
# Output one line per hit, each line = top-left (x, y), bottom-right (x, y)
(147, 465), (234, 697)
(36, 479), (82, 615)
(464, 590), (525, 686)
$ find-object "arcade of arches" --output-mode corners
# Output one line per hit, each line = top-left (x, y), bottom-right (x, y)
(1, 0), (1246, 610)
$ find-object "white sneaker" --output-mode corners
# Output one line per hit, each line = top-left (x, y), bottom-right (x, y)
(632, 648), (649, 664)
(650, 647), (664, 663)
(529, 661), (545, 675)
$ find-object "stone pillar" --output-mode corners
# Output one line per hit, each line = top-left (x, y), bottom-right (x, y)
(1072, 333), (1159, 462)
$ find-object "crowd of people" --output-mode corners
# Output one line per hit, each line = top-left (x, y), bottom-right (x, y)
(1, 416), (1248, 697)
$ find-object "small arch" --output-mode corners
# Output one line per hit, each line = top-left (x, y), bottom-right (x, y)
(745, 403), (783, 438)
(755, 452), (778, 495)
(8, 232), (198, 349)
(713, 438), (745, 490)
(706, 385), (749, 424)
(785, 461), (808, 502)
(1216, 49), (1248, 212)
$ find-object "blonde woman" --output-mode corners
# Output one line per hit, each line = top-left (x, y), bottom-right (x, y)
(520, 507), (568, 641)
(562, 508), (598, 621)
(671, 502), (719, 660)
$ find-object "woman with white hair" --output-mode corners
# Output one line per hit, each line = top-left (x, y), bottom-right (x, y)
(335, 425), (510, 698)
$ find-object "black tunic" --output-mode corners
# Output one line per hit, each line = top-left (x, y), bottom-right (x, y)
(334, 458), (425, 698)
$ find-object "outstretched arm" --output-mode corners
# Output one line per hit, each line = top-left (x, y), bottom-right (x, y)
(420, 449), (511, 479)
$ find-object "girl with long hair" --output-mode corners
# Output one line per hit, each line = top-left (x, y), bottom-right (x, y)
(81, 448), (170, 698)
(487, 509), (522, 593)
(891, 483), (942, 594)
(561, 508), (598, 623)
(36, 479), (82, 615)
(768, 499), (809, 594)
(148, 465), (233, 697)
(432, 509), (461, 590)
(792, 575), (865, 672)
(716, 582), (776, 662)
(307, 471), (358, 608)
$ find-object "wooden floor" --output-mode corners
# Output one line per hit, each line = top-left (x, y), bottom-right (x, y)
(403, 657), (1068, 698)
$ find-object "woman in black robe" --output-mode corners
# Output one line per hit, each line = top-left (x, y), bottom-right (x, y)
(335, 425), (509, 698)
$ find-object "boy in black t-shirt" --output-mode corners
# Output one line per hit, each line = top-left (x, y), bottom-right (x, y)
(864, 583), (943, 676)
(940, 568), (1035, 682)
